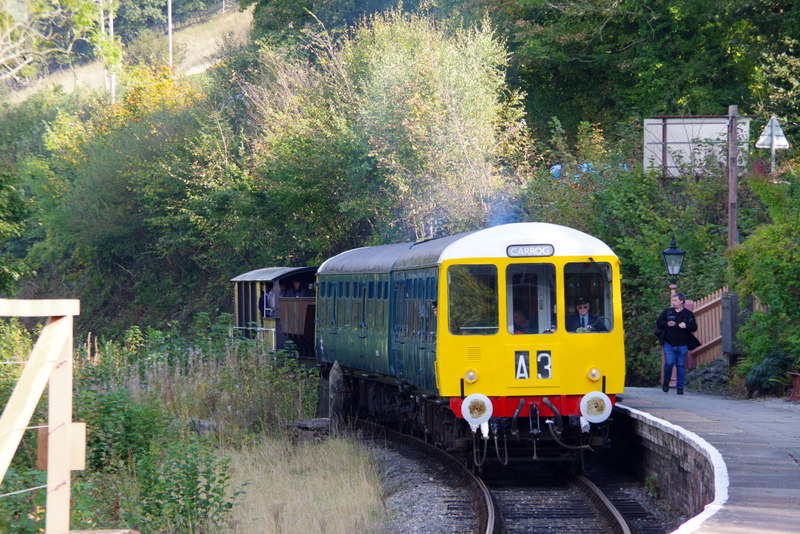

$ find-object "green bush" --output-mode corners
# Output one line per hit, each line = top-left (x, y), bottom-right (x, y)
(744, 352), (792, 398)
(216, 347), (320, 434)
(75, 389), (171, 472)
(0, 468), (46, 534)
(732, 311), (795, 397)
(132, 439), (241, 533)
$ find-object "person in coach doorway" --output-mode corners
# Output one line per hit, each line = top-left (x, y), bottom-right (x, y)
(656, 293), (699, 395)
(285, 279), (308, 298)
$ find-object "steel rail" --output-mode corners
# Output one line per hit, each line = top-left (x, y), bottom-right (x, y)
(574, 474), (632, 534)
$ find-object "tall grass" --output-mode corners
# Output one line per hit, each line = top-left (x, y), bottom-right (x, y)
(78, 319), (319, 438)
(224, 438), (386, 533)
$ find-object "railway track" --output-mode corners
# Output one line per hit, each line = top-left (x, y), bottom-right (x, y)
(483, 462), (633, 534)
(349, 418), (668, 534)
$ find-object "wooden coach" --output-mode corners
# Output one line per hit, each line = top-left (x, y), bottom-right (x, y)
(231, 266), (317, 353)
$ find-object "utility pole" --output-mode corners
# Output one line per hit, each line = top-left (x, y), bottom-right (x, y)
(108, 1), (115, 104)
(727, 105), (738, 247)
(168, 0), (173, 69)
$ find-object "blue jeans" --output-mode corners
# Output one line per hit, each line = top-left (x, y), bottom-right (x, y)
(663, 342), (688, 389)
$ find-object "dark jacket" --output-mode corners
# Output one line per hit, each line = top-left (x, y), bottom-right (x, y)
(284, 286), (308, 298)
(566, 313), (606, 332)
(656, 306), (697, 346)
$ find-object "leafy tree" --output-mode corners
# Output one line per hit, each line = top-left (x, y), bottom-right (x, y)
(0, 168), (28, 293)
(240, 0), (420, 40)
(28, 67), (242, 331)
(238, 41), (383, 260)
(433, 0), (778, 136)
(240, 0), (313, 40)
(0, 89), (91, 296)
(729, 172), (800, 388)
(753, 36), (800, 143)
(0, 0), (98, 82)
(124, 28), (187, 68)
(348, 10), (532, 237)
(114, 0), (166, 42)
(243, 9), (532, 253)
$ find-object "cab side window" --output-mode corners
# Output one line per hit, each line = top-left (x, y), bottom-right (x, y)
(447, 265), (498, 335)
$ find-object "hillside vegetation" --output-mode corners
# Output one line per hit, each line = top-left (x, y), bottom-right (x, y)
(3, 2), (800, 531)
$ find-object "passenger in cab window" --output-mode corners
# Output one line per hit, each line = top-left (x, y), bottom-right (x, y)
(513, 310), (537, 334)
(566, 297), (605, 332)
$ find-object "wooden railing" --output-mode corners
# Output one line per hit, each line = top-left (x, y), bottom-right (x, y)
(689, 286), (727, 368)
(0, 299), (83, 534)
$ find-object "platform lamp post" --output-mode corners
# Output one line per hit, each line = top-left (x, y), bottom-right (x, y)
(661, 236), (686, 389)
(662, 236), (685, 296)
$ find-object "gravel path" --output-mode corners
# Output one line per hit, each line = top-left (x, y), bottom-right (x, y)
(371, 444), (479, 534)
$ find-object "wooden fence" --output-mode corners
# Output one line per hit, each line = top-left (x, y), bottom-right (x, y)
(0, 299), (83, 533)
(0, 300), (139, 534)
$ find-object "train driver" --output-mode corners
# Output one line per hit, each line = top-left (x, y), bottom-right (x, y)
(566, 297), (605, 332)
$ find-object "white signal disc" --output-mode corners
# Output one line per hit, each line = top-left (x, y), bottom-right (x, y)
(461, 393), (493, 426)
(580, 391), (612, 423)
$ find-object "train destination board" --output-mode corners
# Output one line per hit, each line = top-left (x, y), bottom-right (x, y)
(507, 244), (555, 257)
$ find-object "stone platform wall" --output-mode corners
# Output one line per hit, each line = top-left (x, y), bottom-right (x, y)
(609, 406), (716, 517)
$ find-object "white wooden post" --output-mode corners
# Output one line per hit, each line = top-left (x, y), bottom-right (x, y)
(46, 313), (75, 534)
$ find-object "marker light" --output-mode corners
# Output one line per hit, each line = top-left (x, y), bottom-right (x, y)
(579, 391), (612, 424)
(465, 369), (478, 384)
(587, 367), (602, 381)
(461, 393), (493, 427)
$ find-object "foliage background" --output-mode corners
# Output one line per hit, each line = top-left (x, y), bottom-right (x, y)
(1, 0), (798, 389)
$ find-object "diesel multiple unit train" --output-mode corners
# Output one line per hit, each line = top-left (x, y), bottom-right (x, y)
(232, 222), (625, 468)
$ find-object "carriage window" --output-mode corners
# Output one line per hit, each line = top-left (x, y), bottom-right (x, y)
(447, 265), (498, 335)
(507, 264), (556, 334)
(564, 262), (613, 333)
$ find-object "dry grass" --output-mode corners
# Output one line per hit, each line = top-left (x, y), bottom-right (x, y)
(179, 6), (253, 75)
(5, 6), (253, 104)
(223, 437), (386, 534)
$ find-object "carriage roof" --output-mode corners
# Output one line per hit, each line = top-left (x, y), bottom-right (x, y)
(230, 266), (317, 282)
(316, 222), (616, 275)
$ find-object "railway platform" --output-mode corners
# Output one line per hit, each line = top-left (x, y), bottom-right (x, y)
(617, 387), (800, 534)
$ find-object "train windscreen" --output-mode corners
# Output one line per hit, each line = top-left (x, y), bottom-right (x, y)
(564, 261), (614, 333)
(506, 264), (556, 334)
